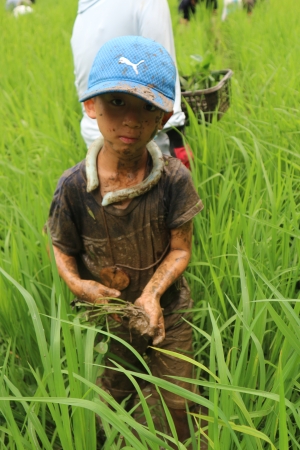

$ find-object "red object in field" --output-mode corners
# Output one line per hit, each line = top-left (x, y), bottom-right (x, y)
(174, 146), (193, 170)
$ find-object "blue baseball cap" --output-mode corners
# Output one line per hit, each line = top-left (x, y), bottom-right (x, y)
(80, 35), (176, 112)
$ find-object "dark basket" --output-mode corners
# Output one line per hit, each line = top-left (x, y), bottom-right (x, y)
(181, 69), (233, 124)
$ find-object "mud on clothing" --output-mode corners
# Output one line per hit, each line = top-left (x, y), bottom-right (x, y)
(102, 278), (197, 409)
(47, 153), (203, 407)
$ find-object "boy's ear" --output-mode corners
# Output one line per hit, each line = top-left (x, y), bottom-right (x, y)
(159, 111), (173, 129)
(83, 98), (97, 119)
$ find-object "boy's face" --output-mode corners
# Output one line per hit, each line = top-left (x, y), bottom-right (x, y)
(84, 93), (172, 155)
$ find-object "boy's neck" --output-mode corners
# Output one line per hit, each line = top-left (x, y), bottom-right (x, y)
(97, 142), (148, 174)
(96, 142), (149, 209)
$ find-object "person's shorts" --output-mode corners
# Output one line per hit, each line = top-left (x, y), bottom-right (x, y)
(99, 279), (197, 409)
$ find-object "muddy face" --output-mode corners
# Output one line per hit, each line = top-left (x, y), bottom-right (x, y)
(90, 93), (165, 158)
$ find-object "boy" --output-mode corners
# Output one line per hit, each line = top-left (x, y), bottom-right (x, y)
(71, 0), (186, 157)
(47, 36), (204, 446)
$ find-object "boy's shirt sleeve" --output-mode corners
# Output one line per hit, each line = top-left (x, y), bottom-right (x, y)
(46, 167), (83, 256)
(163, 158), (204, 229)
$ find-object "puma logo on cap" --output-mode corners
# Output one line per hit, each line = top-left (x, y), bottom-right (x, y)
(119, 57), (145, 75)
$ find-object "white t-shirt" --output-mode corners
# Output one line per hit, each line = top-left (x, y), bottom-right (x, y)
(71, 0), (185, 147)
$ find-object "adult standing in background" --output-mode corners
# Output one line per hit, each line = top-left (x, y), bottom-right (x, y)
(179, 0), (198, 23)
(179, 0), (218, 24)
(5, 0), (34, 9)
(243, 0), (256, 14)
(71, 0), (186, 155)
(204, 0), (218, 11)
(205, 0), (218, 11)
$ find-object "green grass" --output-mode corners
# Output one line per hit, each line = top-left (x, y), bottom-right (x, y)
(0, 0), (299, 448)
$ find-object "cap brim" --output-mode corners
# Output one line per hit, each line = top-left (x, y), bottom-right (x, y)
(79, 80), (174, 112)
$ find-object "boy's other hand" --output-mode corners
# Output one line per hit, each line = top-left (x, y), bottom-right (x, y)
(78, 280), (121, 304)
(134, 294), (165, 345)
(51, 246), (121, 320)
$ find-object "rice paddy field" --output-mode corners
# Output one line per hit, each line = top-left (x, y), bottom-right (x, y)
(0, 0), (299, 448)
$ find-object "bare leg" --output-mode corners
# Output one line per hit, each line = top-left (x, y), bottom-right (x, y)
(169, 406), (208, 450)
(169, 408), (190, 447)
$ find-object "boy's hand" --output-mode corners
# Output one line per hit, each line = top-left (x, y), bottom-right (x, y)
(51, 246), (121, 309)
(76, 279), (121, 304)
(134, 294), (165, 345)
(78, 280), (122, 322)
(131, 220), (193, 344)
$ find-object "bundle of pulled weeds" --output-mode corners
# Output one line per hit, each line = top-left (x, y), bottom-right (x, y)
(70, 298), (150, 336)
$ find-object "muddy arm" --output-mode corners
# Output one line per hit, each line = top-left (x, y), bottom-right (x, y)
(52, 245), (121, 303)
(134, 219), (193, 345)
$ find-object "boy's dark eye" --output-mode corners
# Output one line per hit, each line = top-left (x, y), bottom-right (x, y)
(145, 103), (157, 112)
(111, 99), (125, 106)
